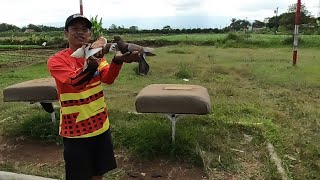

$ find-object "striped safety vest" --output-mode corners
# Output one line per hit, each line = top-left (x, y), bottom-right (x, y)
(48, 48), (122, 138)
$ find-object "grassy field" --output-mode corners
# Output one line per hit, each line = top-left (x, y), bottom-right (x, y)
(1, 33), (320, 48)
(0, 45), (319, 179)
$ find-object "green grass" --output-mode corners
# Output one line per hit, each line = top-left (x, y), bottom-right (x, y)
(0, 45), (43, 49)
(0, 46), (320, 179)
(114, 33), (320, 48)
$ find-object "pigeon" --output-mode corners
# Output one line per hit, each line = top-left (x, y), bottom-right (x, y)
(113, 36), (155, 56)
(113, 36), (155, 75)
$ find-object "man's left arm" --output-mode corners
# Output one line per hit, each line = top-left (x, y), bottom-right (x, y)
(98, 57), (123, 84)
(98, 51), (140, 84)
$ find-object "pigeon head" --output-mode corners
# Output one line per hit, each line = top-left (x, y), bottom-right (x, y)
(113, 36), (123, 43)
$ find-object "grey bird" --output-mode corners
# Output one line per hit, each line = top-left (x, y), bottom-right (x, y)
(113, 36), (155, 75)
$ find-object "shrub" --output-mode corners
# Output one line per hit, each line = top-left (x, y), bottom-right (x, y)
(282, 35), (303, 45)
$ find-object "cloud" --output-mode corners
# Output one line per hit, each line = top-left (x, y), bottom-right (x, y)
(238, 1), (287, 11)
(169, 0), (203, 12)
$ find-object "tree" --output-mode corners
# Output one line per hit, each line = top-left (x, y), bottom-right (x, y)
(252, 20), (265, 28)
(38, 25), (63, 32)
(266, 3), (316, 33)
(129, 26), (138, 31)
(22, 24), (41, 32)
(288, 3), (309, 15)
(90, 15), (103, 41)
(162, 25), (172, 34)
(278, 12), (316, 32)
(109, 24), (117, 30)
(0, 23), (20, 32)
(229, 19), (251, 31)
(231, 18), (236, 24)
(266, 17), (278, 30)
(162, 25), (172, 31)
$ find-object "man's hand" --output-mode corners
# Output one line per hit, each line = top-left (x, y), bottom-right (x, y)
(86, 56), (99, 72)
(112, 51), (140, 64)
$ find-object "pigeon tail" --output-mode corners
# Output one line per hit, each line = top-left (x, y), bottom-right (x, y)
(138, 53), (149, 76)
(142, 47), (154, 53)
(144, 52), (156, 56)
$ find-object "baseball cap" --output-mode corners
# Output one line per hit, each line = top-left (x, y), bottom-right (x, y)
(65, 14), (92, 30)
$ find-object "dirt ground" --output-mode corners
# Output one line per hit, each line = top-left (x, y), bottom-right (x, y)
(0, 137), (207, 180)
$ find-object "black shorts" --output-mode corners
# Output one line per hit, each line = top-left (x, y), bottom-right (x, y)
(63, 129), (117, 180)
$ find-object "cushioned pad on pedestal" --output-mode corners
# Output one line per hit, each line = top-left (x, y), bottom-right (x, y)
(135, 84), (211, 114)
(3, 78), (58, 102)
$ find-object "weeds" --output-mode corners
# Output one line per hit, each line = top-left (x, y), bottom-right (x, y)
(1, 45), (320, 179)
(175, 63), (192, 79)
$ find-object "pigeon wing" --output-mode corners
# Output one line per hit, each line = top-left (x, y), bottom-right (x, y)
(71, 45), (87, 58)
(117, 42), (129, 54)
(127, 43), (144, 53)
(142, 47), (154, 53)
(91, 37), (107, 49)
(85, 47), (103, 59)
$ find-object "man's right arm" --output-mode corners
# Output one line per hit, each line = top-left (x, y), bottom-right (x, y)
(48, 56), (98, 90)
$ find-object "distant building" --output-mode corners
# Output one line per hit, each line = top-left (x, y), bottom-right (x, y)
(24, 29), (35, 33)
(252, 27), (266, 32)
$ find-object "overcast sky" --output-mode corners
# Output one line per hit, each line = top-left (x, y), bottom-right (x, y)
(0, 0), (318, 29)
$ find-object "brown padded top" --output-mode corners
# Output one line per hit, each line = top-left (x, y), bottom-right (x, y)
(3, 78), (58, 102)
(135, 84), (211, 114)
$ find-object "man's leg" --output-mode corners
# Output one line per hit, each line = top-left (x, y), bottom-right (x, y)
(63, 137), (93, 180)
(92, 129), (117, 177)
(92, 176), (102, 180)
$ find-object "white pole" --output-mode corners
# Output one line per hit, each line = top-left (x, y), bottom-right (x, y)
(80, 0), (83, 15)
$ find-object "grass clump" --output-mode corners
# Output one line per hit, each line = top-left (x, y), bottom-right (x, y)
(12, 112), (61, 144)
(175, 63), (192, 79)
(167, 49), (192, 54)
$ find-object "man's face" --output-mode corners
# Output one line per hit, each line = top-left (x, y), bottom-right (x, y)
(65, 18), (91, 48)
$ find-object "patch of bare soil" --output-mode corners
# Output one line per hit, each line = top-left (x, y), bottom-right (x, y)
(116, 150), (206, 180)
(0, 49), (57, 69)
(0, 137), (207, 180)
(0, 137), (63, 166)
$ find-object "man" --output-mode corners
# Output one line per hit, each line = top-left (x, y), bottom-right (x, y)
(47, 14), (139, 180)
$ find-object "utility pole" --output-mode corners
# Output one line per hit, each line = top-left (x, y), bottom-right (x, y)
(293, 0), (301, 66)
(80, 0), (83, 15)
(274, 7), (279, 34)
